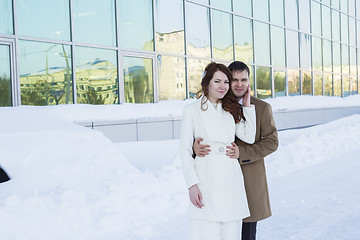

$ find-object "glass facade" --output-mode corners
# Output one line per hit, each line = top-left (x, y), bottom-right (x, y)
(0, 0), (359, 107)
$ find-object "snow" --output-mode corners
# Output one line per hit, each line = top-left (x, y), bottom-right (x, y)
(0, 95), (360, 239)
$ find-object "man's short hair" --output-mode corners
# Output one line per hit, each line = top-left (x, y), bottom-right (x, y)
(228, 61), (250, 76)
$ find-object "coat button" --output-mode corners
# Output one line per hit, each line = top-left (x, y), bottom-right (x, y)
(219, 146), (225, 152)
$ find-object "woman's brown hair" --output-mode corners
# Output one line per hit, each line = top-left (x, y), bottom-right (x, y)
(197, 62), (244, 123)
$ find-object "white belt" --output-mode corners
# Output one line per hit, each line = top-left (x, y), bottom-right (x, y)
(207, 142), (230, 155)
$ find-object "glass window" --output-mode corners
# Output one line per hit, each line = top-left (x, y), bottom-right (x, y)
(211, 0), (231, 11)
(253, 0), (269, 22)
(332, 42), (341, 73)
(300, 33), (311, 70)
(250, 65), (256, 95)
(17, 0), (70, 41)
(270, 0), (284, 26)
(322, 5), (331, 39)
(119, 0), (154, 51)
(186, 3), (211, 58)
(274, 70), (286, 97)
(349, 0), (356, 16)
(187, 58), (211, 98)
(285, 0), (298, 30)
(287, 30), (299, 69)
(76, 47), (117, 104)
(357, 2), (360, 19)
(254, 21), (270, 66)
(323, 39), (333, 72)
(343, 76), (350, 96)
(271, 26), (286, 67)
(192, 0), (209, 5)
(324, 73), (333, 95)
(332, 10), (341, 42)
(340, 0), (348, 13)
(357, 21), (360, 47)
(233, 0), (252, 17)
(256, 66), (271, 99)
(0, 0), (13, 34)
(312, 36), (322, 71)
(351, 76), (357, 94)
(342, 45), (350, 74)
(298, 0), (310, 33)
(332, 0), (340, 9)
(288, 69), (300, 95)
(350, 47), (356, 75)
(311, 1), (321, 36)
(0, 45), (12, 106)
(302, 70), (312, 94)
(333, 74), (342, 96)
(123, 56), (153, 103)
(234, 16), (253, 63)
(212, 10), (233, 61)
(314, 74), (323, 95)
(157, 55), (185, 100)
(349, 17), (356, 46)
(341, 14), (349, 44)
(19, 41), (73, 105)
(155, 0), (184, 54)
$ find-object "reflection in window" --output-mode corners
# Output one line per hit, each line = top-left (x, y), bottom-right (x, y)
(287, 30), (299, 69)
(211, 0), (231, 11)
(341, 14), (349, 44)
(76, 47), (117, 104)
(17, 0), (70, 41)
(186, 3), (210, 58)
(288, 69), (300, 95)
(350, 47), (356, 75)
(123, 57), (153, 103)
(299, 0), (310, 33)
(285, 0), (298, 30)
(155, 0), (184, 54)
(256, 66), (271, 99)
(0, 45), (11, 106)
(233, 0), (252, 17)
(342, 45), (349, 74)
(314, 74), (323, 95)
(351, 76), (358, 94)
(271, 26), (285, 67)
(324, 73), (333, 96)
(311, 1), (321, 36)
(274, 71), (286, 97)
(302, 70), (312, 95)
(250, 65), (255, 95)
(19, 41), (73, 105)
(119, 0), (154, 51)
(343, 76), (350, 97)
(254, 22), (270, 66)
(253, 0), (269, 22)
(332, 10), (340, 42)
(157, 55), (185, 100)
(349, 0), (356, 16)
(234, 17), (253, 63)
(0, 0), (13, 34)
(312, 37), (322, 71)
(322, 6), (331, 39)
(333, 74), (342, 96)
(323, 39), (333, 72)
(191, 0), (209, 5)
(332, 0), (340, 9)
(212, 10), (233, 61)
(332, 42), (341, 73)
(349, 18), (356, 46)
(340, 0), (348, 13)
(270, 0), (284, 26)
(187, 58), (211, 98)
(300, 33), (311, 70)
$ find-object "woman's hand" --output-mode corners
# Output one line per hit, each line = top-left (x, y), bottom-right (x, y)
(243, 85), (251, 107)
(189, 185), (204, 208)
(226, 142), (239, 159)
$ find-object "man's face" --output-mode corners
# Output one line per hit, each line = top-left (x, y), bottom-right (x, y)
(231, 70), (250, 99)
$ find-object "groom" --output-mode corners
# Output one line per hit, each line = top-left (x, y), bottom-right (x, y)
(193, 61), (279, 240)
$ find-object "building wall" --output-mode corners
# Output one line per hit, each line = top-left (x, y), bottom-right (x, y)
(0, 0), (359, 106)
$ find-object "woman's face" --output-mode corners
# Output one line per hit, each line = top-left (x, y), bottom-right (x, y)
(207, 70), (229, 103)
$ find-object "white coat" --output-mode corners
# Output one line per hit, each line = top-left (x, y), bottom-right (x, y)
(180, 96), (256, 222)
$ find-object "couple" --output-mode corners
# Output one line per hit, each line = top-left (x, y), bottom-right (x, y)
(180, 61), (279, 240)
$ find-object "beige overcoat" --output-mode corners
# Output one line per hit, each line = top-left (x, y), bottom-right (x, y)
(235, 96), (279, 223)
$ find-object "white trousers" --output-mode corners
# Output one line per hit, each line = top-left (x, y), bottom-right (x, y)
(188, 219), (242, 240)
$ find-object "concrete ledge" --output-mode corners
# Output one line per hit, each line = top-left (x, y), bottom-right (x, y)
(76, 106), (360, 142)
